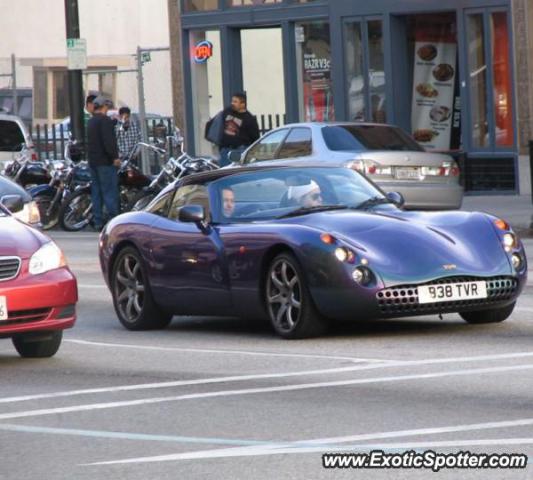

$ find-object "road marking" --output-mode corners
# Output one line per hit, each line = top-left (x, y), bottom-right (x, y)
(5, 347), (533, 405)
(0, 423), (272, 447)
(77, 284), (108, 289)
(86, 438), (533, 464)
(65, 338), (389, 364)
(1, 363), (532, 420)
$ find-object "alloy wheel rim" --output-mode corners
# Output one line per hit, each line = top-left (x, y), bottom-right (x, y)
(115, 254), (145, 323)
(267, 259), (302, 332)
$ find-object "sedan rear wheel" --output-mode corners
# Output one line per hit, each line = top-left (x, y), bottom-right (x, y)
(460, 302), (515, 324)
(112, 247), (172, 330)
(12, 331), (62, 358)
(266, 253), (327, 339)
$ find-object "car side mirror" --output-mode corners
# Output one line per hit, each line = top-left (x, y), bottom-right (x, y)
(1, 194), (25, 214)
(228, 150), (243, 164)
(178, 204), (206, 225)
(386, 191), (405, 208)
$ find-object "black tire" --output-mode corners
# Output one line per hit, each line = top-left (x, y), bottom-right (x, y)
(33, 193), (59, 230)
(128, 190), (156, 211)
(58, 189), (92, 231)
(111, 246), (172, 330)
(460, 302), (515, 324)
(265, 253), (328, 339)
(12, 331), (63, 358)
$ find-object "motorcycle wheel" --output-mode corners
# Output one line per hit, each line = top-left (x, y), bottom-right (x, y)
(128, 190), (156, 212)
(58, 189), (93, 232)
(33, 193), (59, 230)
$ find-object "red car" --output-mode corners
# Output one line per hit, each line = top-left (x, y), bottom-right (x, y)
(0, 196), (77, 357)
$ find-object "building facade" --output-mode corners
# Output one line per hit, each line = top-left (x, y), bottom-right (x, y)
(0, 0), (172, 125)
(173, 0), (533, 194)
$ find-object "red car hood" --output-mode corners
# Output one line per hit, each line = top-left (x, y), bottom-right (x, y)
(0, 217), (45, 259)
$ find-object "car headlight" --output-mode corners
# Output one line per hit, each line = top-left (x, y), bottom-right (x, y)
(29, 242), (66, 275)
(12, 201), (41, 225)
(502, 233), (516, 251)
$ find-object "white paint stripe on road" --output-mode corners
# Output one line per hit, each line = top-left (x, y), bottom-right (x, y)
(85, 438), (533, 464)
(78, 284), (108, 289)
(1, 363), (533, 421)
(5, 344), (533, 405)
(65, 338), (390, 364)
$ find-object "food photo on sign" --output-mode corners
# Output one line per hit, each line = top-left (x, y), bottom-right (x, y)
(411, 16), (458, 151)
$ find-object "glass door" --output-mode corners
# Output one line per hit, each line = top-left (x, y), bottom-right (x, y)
(343, 17), (386, 123)
(465, 9), (514, 151)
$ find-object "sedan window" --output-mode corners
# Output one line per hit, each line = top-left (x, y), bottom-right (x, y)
(146, 190), (173, 217)
(277, 128), (312, 159)
(322, 125), (424, 152)
(243, 129), (289, 163)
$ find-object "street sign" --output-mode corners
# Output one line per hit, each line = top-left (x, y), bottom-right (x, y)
(66, 38), (87, 70)
(141, 52), (151, 65)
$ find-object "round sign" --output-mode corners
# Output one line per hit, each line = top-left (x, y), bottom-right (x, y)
(194, 40), (213, 64)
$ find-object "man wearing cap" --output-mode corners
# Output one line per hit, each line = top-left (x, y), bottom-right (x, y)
(287, 180), (323, 208)
(87, 96), (121, 231)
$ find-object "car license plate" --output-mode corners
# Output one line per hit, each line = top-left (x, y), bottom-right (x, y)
(418, 281), (487, 304)
(395, 167), (420, 180)
(0, 296), (7, 321)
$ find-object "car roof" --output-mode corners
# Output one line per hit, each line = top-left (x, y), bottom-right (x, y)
(0, 113), (25, 123)
(178, 163), (345, 187)
(272, 121), (398, 129)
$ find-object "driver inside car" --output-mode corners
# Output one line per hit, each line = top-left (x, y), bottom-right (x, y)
(222, 187), (236, 217)
(287, 180), (323, 208)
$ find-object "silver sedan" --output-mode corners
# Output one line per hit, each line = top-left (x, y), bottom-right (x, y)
(232, 122), (463, 210)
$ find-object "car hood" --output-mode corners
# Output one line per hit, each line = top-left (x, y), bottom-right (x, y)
(0, 216), (44, 259)
(289, 209), (510, 285)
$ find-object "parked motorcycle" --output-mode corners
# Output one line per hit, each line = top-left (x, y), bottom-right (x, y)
(129, 129), (218, 211)
(27, 140), (91, 230)
(58, 148), (151, 231)
(2, 145), (51, 189)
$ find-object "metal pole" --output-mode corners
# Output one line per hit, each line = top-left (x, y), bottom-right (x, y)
(137, 46), (149, 173)
(64, 0), (85, 151)
(11, 54), (18, 116)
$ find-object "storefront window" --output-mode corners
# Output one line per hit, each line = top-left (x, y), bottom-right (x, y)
(189, 30), (223, 155)
(367, 21), (386, 123)
(491, 12), (513, 147)
(467, 14), (488, 148)
(344, 19), (386, 123)
(184, 0), (218, 11)
(296, 21), (334, 122)
(344, 22), (365, 121)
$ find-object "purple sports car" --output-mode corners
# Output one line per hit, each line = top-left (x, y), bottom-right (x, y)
(98, 165), (527, 339)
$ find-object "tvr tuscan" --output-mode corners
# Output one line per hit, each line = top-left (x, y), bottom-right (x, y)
(98, 164), (527, 339)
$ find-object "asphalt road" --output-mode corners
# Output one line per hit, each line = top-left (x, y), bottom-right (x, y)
(1, 231), (532, 480)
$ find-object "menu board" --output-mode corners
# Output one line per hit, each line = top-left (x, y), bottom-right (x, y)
(411, 41), (457, 150)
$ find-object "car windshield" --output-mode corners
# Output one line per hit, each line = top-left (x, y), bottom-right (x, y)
(0, 120), (25, 152)
(322, 125), (424, 152)
(211, 167), (388, 223)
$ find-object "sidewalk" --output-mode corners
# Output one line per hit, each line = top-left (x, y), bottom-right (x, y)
(461, 195), (533, 236)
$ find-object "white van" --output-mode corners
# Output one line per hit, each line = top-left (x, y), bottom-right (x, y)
(0, 114), (35, 171)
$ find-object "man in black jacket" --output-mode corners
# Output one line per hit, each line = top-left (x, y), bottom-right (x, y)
(212, 93), (260, 167)
(87, 96), (121, 230)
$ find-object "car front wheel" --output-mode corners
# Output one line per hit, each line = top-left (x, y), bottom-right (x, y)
(12, 331), (63, 358)
(460, 302), (515, 324)
(111, 247), (172, 330)
(265, 253), (327, 339)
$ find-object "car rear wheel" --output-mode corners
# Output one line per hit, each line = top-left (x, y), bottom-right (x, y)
(112, 247), (172, 330)
(12, 331), (63, 358)
(460, 302), (515, 324)
(265, 253), (327, 339)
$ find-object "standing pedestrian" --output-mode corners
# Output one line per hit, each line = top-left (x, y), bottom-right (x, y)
(87, 96), (121, 231)
(205, 92), (260, 167)
(115, 106), (141, 160)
